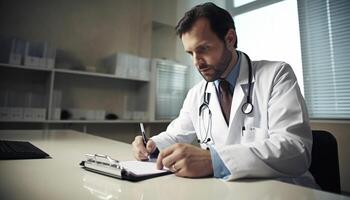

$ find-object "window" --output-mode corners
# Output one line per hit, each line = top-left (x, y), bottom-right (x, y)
(233, 0), (304, 91)
(298, 0), (350, 119)
(233, 0), (256, 7)
(155, 61), (190, 119)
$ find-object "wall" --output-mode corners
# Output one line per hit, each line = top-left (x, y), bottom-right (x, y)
(151, 0), (177, 61)
(0, 0), (152, 65)
(152, 0), (177, 26)
(151, 22), (177, 60)
(310, 121), (350, 193)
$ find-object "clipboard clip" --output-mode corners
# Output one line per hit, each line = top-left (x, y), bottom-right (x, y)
(84, 153), (122, 169)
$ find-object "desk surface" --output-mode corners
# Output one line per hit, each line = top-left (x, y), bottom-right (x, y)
(0, 129), (348, 200)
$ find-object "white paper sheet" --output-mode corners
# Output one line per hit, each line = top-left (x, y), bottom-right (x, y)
(120, 161), (169, 176)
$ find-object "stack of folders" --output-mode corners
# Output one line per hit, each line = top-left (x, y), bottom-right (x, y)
(99, 53), (150, 81)
(0, 37), (25, 65)
(0, 91), (47, 121)
(80, 154), (171, 181)
(0, 36), (56, 68)
(24, 41), (56, 68)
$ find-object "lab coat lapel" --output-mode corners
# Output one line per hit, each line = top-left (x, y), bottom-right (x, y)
(207, 82), (229, 142)
(228, 53), (256, 130)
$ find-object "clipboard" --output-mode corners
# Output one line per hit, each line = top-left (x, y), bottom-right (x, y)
(80, 154), (171, 182)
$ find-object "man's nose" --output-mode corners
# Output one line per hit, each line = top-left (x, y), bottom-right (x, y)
(193, 53), (204, 67)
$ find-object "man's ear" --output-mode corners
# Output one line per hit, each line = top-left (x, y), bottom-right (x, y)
(225, 29), (236, 51)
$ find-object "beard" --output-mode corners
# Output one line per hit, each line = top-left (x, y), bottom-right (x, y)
(198, 48), (233, 82)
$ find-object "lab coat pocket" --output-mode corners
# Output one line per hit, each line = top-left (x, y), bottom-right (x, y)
(241, 127), (269, 144)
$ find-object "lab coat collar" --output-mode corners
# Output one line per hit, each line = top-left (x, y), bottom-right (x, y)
(228, 51), (255, 129)
(235, 51), (255, 86)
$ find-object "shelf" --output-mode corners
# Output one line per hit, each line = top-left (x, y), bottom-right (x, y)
(0, 120), (47, 123)
(49, 119), (171, 123)
(0, 119), (172, 124)
(49, 120), (144, 123)
(54, 68), (149, 82)
(0, 63), (149, 82)
(0, 63), (52, 72)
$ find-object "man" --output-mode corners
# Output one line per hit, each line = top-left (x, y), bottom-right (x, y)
(132, 2), (316, 187)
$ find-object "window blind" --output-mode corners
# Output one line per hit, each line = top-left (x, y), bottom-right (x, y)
(298, 0), (350, 119)
(156, 61), (189, 119)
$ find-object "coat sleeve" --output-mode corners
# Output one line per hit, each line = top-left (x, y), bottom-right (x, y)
(151, 87), (198, 150)
(215, 63), (313, 180)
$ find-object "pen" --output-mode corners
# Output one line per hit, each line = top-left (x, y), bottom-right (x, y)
(139, 123), (159, 160)
(140, 123), (148, 146)
(242, 126), (245, 136)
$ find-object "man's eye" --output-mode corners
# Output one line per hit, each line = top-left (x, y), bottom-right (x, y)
(199, 46), (209, 53)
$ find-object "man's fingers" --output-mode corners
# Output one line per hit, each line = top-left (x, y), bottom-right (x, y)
(156, 146), (174, 169)
(156, 144), (180, 169)
(172, 159), (186, 175)
(132, 136), (149, 160)
(146, 139), (156, 153)
(135, 152), (148, 160)
(161, 150), (183, 169)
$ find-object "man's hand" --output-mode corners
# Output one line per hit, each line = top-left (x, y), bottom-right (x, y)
(156, 143), (213, 178)
(132, 136), (156, 161)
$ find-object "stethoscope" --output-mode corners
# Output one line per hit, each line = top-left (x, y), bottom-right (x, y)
(197, 52), (254, 146)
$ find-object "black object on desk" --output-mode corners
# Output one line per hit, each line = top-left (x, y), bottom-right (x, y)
(0, 140), (50, 160)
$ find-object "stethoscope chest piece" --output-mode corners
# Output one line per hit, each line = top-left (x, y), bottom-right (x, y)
(241, 102), (253, 114)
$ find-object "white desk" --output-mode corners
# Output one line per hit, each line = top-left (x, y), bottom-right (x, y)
(0, 130), (348, 200)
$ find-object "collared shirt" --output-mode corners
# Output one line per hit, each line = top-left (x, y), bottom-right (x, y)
(210, 51), (241, 179)
(214, 51), (241, 95)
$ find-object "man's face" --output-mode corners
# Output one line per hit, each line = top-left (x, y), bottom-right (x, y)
(181, 18), (232, 82)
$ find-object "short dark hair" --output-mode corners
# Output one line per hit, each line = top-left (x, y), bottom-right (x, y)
(175, 2), (237, 48)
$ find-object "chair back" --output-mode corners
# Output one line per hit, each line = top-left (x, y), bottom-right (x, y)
(309, 130), (341, 193)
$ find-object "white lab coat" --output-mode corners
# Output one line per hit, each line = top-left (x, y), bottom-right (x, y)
(151, 52), (317, 187)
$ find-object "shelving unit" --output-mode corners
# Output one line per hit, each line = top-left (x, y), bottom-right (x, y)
(0, 53), (196, 148)
(0, 63), (151, 124)
(0, 62), (181, 125)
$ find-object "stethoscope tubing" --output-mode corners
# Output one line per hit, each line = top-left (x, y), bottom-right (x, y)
(198, 52), (254, 145)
